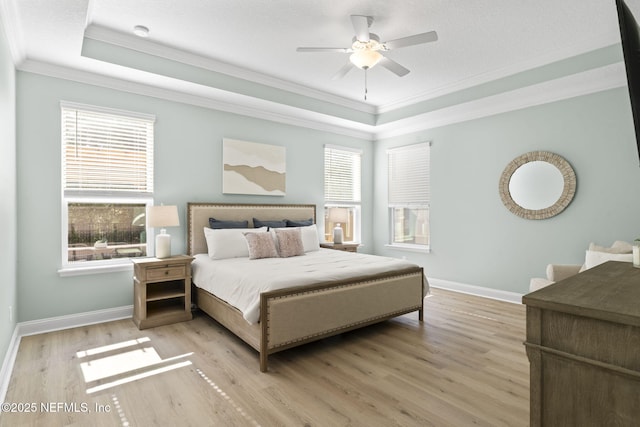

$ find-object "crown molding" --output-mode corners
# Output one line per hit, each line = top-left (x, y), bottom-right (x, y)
(3, 0), (625, 120)
(377, 31), (622, 114)
(84, 24), (377, 116)
(18, 58), (625, 142)
(373, 62), (626, 140)
(18, 58), (378, 140)
(0, 0), (26, 65)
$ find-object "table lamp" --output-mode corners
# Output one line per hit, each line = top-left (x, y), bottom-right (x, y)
(328, 207), (349, 244)
(147, 205), (180, 258)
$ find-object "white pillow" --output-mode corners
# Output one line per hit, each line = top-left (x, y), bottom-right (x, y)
(203, 227), (267, 259)
(299, 224), (320, 252)
(584, 250), (633, 270)
(588, 241), (632, 254)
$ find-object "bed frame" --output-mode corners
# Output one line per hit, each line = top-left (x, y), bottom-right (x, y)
(187, 202), (425, 372)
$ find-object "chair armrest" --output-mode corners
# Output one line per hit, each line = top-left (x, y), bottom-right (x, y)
(546, 264), (582, 282)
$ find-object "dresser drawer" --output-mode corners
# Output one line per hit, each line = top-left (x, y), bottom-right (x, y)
(145, 265), (186, 281)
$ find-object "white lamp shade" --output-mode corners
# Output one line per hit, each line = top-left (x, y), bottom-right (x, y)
(147, 205), (180, 228)
(328, 207), (349, 223)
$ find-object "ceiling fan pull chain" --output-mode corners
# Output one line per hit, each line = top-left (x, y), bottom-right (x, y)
(364, 68), (368, 101)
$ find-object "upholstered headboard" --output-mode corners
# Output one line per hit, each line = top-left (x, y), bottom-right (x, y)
(187, 203), (317, 255)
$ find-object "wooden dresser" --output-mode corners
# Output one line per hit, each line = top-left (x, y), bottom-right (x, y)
(522, 261), (640, 426)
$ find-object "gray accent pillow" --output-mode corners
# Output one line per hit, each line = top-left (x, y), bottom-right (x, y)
(209, 217), (249, 229)
(253, 218), (287, 228)
(286, 218), (313, 227)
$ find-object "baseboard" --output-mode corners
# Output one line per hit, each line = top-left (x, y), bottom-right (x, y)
(428, 277), (524, 304)
(0, 326), (21, 403)
(0, 305), (133, 402)
(18, 305), (133, 337)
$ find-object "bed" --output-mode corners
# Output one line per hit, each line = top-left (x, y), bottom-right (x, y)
(187, 202), (427, 372)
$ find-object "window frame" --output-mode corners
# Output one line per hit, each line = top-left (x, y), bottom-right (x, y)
(386, 142), (431, 252)
(59, 102), (155, 275)
(323, 144), (362, 243)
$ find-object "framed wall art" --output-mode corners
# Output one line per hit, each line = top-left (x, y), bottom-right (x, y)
(222, 138), (286, 196)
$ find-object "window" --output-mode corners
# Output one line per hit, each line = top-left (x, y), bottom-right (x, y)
(324, 145), (362, 243)
(387, 142), (430, 250)
(61, 102), (155, 269)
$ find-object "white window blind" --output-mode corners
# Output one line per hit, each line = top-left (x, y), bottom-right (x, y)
(62, 103), (155, 194)
(324, 145), (362, 203)
(387, 143), (430, 205)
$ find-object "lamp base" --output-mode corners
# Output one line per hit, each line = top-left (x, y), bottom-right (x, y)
(155, 230), (171, 259)
(333, 225), (344, 244)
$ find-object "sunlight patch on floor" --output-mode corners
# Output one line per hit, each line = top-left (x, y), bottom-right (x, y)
(77, 337), (193, 394)
(80, 347), (163, 382)
(195, 368), (261, 427)
(86, 360), (192, 394)
(111, 393), (130, 427)
(76, 337), (151, 359)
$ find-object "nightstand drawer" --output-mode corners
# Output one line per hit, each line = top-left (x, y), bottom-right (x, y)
(145, 265), (186, 281)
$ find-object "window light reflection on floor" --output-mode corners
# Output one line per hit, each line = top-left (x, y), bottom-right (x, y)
(76, 337), (151, 359)
(195, 368), (261, 427)
(77, 338), (260, 424)
(86, 360), (192, 394)
(76, 337), (192, 394)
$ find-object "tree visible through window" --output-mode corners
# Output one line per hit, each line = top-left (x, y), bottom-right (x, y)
(61, 102), (155, 266)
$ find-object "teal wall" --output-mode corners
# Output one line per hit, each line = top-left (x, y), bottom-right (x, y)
(12, 55), (640, 318)
(0, 23), (17, 363)
(374, 87), (640, 293)
(16, 72), (373, 322)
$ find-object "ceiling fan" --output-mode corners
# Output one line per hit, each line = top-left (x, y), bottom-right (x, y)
(296, 15), (438, 81)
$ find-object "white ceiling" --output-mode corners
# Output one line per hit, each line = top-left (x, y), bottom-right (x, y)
(2, 0), (637, 115)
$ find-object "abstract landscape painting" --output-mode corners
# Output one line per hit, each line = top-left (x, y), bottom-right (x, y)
(222, 138), (286, 196)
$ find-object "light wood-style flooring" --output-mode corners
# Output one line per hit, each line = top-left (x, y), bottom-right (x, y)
(1, 289), (529, 426)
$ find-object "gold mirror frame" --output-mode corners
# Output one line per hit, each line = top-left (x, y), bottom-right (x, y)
(499, 151), (576, 220)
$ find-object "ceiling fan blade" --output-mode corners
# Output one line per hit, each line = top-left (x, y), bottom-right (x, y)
(379, 56), (410, 77)
(331, 62), (355, 80)
(350, 15), (371, 42)
(384, 31), (438, 50)
(296, 47), (350, 53)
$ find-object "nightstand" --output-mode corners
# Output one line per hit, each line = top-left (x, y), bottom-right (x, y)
(132, 255), (194, 329)
(320, 242), (360, 253)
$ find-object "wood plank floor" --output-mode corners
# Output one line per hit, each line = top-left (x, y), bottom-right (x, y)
(1, 289), (529, 426)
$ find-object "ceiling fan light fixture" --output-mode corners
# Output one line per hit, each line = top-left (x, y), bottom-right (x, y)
(349, 49), (382, 70)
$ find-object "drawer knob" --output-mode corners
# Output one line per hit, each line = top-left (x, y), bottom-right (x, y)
(164, 270), (169, 275)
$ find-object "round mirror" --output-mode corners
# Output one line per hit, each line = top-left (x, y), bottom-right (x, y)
(499, 151), (576, 220)
(509, 161), (564, 210)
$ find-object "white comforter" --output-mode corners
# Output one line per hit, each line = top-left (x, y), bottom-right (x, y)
(192, 249), (425, 324)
